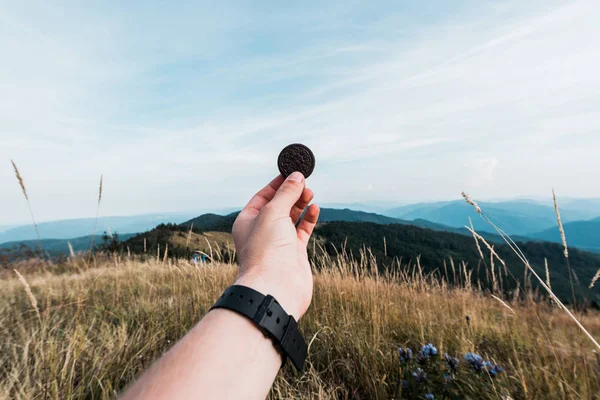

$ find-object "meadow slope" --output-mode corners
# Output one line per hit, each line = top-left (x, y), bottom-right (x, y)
(1, 256), (599, 399)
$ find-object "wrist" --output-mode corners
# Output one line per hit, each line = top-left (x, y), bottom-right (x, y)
(211, 284), (309, 371)
(234, 273), (304, 321)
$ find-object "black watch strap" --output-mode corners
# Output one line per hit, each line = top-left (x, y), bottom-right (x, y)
(210, 285), (308, 372)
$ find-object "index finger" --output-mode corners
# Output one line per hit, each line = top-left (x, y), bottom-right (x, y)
(239, 175), (285, 218)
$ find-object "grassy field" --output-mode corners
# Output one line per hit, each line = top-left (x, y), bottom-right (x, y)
(1, 253), (600, 399)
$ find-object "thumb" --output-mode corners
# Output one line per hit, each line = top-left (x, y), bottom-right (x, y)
(268, 172), (305, 216)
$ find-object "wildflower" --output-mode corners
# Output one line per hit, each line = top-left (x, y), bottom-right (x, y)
(464, 352), (484, 372)
(483, 361), (504, 377)
(417, 343), (438, 363)
(425, 394), (435, 400)
(422, 343), (438, 357)
(412, 368), (427, 383)
(444, 353), (459, 372)
(398, 347), (413, 363)
(444, 373), (453, 383)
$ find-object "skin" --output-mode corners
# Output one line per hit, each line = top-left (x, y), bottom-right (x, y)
(121, 171), (320, 400)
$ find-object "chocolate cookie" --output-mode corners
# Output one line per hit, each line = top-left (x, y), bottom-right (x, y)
(277, 144), (315, 179)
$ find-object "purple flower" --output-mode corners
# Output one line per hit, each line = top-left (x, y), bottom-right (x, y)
(422, 343), (438, 357)
(483, 361), (504, 377)
(417, 343), (438, 363)
(412, 368), (427, 383)
(464, 352), (485, 372)
(398, 347), (413, 363)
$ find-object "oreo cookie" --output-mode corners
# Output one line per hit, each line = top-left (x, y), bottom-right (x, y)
(277, 144), (315, 179)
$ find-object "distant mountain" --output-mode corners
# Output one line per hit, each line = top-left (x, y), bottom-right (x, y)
(0, 233), (137, 255)
(179, 208), (540, 245)
(529, 217), (600, 252)
(385, 200), (599, 236)
(319, 203), (401, 214)
(6, 203), (597, 260)
(182, 212), (239, 232)
(558, 198), (600, 216)
(0, 225), (18, 233)
(318, 209), (407, 224)
(316, 221), (600, 305)
(0, 208), (434, 257)
(181, 208), (455, 233)
(0, 212), (201, 243)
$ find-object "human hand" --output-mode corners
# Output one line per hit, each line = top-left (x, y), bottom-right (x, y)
(232, 172), (320, 320)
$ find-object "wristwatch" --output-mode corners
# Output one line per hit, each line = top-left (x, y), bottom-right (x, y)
(210, 285), (308, 372)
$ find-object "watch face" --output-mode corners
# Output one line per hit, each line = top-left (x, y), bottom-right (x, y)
(277, 143), (316, 179)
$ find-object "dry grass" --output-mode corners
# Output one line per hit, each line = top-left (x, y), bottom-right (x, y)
(552, 189), (569, 260)
(10, 160), (42, 257)
(553, 189), (578, 308)
(89, 175), (104, 255)
(462, 192), (600, 353)
(1, 253), (599, 399)
(12, 269), (41, 324)
(591, 270), (600, 289)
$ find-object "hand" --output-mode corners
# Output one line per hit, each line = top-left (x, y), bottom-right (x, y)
(232, 172), (320, 320)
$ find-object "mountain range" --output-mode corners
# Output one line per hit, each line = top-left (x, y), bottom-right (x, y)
(528, 217), (600, 252)
(2, 199), (599, 254)
(384, 200), (597, 236)
(0, 211), (221, 244)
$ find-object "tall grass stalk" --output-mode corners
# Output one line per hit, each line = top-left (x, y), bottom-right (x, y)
(552, 189), (577, 308)
(590, 269), (600, 289)
(465, 227), (506, 270)
(186, 223), (194, 248)
(163, 244), (169, 264)
(462, 192), (600, 351)
(13, 269), (41, 323)
(491, 294), (515, 315)
(11, 160), (43, 257)
(89, 175), (103, 255)
(469, 217), (484, 260)
(490, 245), (497, 292)
(545, 258), (552, 292)
(67, 242), (75, 258)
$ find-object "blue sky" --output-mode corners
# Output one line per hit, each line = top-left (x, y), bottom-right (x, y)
(2, 0), (600, 224)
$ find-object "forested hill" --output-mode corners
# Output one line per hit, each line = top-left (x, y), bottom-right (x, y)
(181, 212), (239, 232)
(315, 221), (600, 305)
(178, 208), (413, 232)
(180, 208), (470, 234)
(179, 209), (528, 245)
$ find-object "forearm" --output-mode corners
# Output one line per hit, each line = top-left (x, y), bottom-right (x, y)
(121, 172), (319, 399)
(120, 308), (282, 400)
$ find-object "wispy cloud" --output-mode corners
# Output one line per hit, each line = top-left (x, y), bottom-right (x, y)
(1, 0), (599, 223)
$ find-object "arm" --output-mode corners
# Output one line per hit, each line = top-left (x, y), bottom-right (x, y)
(121, 172), (320, 400)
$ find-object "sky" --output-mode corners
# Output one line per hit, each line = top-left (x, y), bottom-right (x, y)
(1, 0), (600, 225)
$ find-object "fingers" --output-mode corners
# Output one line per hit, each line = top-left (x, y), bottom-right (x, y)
(297, 204), (320, 246)
(268, 172), (306, 217)
(290, 188), (314, 224)
(240, 175), (285, 218)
